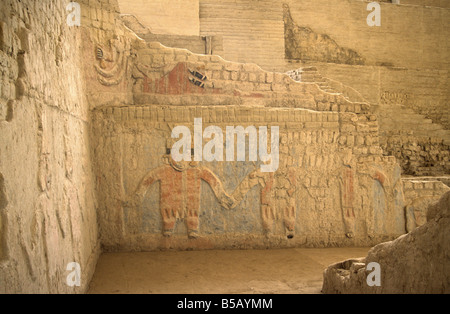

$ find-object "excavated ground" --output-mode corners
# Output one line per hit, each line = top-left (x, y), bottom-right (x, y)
(88, 247), (370, 294)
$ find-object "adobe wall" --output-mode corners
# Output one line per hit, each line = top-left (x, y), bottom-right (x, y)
(285, 0), (450, 145)
(116, 0), (449, 110)
(322, 191), (450, 294)
(199, 0), (286, 71)
(283, 0), (449, 70)
(0, 0), (105, 293)
(307, 63), (450, 130)
(92, 104), (407, 250)
(118, 0), (200, 36)
(402, 178), (449, 232)
(119, 15), (224, 58)
(192, 0), (450, 176)
(0, 0), (446, 294)
(401, 0), (450, 8)
(116, 1), (449, 138)
(87, 33), (410, 250)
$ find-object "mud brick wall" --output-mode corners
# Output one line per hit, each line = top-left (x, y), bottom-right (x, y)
(117, 0), (450, 144)
(197, 0), (450, 71)
(380, 132), (450, 176)
(199, 0), (285, 71)
(378, 68), (450, 131)
(402, 178), (450, 232)
(78, 0), (120, 32)
(1, 0), (448, 294)
(322, 190), (450, 294)
(300, 65), (449, 130)
(283, 0), (450, 70)
(91, 104), (406, 251)
(84, 20), (412, 251)
(281, 0), (450, 171)
(116, 0), (450, 72)
(118, 0), (200, 36)
(0, 0), (107, 293)
(129, 41), (371, 115)
(118, 0), (450, 171)
(401, 0), (450, 8)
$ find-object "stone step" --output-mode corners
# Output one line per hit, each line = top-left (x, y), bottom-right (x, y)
(376, 101), (449, 147)
(380, 114), (434, 124)
(381, 121), (443, 130)
(433, 129), (450, 139)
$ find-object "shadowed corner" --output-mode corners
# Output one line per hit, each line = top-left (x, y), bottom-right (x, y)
(0, 173), (7, 261)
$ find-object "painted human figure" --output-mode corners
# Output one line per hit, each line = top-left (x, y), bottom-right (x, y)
(128, 154), (234, 238)
(231, 166), (297, 238)
(338, 150), (357, 238)
(339, 165), (355, 238)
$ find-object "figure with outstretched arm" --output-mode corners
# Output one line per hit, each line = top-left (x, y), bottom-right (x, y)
(230, 166), (297, 238)
(125, 154), (235, 238)
(231, 170), (275, 234)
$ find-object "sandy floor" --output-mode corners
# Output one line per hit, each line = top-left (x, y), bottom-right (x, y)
(88, 247), (369, 294)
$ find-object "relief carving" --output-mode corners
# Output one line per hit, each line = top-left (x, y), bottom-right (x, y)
(405, 196), (437, 233)
(339, 151), (356, 238)
(134, 61), (264, 99)
(358, 160), (406, 237)
(126, 153), (234, 238)
(134, 62), (216, 94)
(232, 165), (298, 238)
(340, 166), (355, 238)
(95, 37), (130, 86)
(381, 91), (410, 105)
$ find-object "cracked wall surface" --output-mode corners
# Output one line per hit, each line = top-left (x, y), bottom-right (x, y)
(83, 0), (448, 252)
(322, 191), (450, 294)
(0, 0), (115, 294)
(283, 4), (365, 66)
(92, 103), (408, 251)
(117, 0), (450, 175)
(0, 173), (6, 261)
(84, 27), (413, 250)
(118, 0), (200, 36)
(1, 0), (449, 294)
